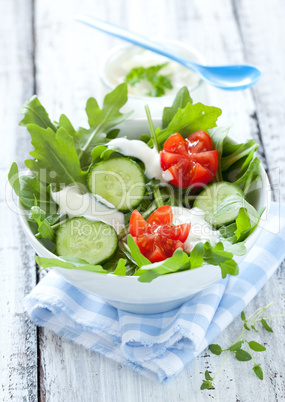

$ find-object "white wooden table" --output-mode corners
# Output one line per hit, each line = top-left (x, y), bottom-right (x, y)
(1, 0), (285, 400)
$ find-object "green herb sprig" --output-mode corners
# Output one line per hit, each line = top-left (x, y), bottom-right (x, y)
(201, 303), (285, 390)
(125, 63), (173, 97)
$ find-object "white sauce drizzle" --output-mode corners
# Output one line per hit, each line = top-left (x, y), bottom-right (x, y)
(108, 137), (172, 183)
(51, 186), (125, 234)
(172, 206), (220, 252)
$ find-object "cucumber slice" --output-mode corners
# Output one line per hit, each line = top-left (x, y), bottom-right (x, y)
(87, 157), (145, 212)
(56, 217), (118, 265)
(193, 181), (243, 226)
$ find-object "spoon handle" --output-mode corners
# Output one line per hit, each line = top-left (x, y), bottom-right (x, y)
(75, 15), (199, 72)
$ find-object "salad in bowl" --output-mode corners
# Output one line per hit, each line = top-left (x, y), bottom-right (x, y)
(9, 84), (269, 313)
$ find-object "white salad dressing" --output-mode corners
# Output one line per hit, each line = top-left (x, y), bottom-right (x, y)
(108, 138), (173, 183)
(51, 186), (125, 234)
(106, 47), (201, 97)
(172, 206), (220, 252)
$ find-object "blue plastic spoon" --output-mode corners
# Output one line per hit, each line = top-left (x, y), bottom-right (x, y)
(76, 15), (261, 90)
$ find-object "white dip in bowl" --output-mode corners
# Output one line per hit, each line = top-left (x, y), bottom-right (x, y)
(99, 41), (209, 117)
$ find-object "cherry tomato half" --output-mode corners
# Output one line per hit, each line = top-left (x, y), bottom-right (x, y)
(129, 206), (191, 263)
(160, 131), (218, 188)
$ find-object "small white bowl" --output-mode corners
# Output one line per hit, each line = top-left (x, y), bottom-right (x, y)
(99, 41), (209, 118)
(19, 119), (270, 314)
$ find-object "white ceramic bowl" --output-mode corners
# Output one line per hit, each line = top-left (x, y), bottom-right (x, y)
(98, 41), (209, 118)
(18, 119), (271, 314)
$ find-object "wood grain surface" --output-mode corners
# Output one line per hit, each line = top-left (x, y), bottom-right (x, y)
(1, 0), (285, 401)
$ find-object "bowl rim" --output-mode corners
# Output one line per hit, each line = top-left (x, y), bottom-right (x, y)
(98, 40), (206, 100)
(17, 121), (271, 282)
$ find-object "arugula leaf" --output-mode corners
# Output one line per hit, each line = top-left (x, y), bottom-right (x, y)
(202, 242), (239, 279)
(209, 195), (261, 228)
(127, 235), (151, 267)
(72, 83), (132, 168)
(152, 102), (222, 146)
(235, 208), (252, 241)
(235, 206), (265, 242)
(220, 205), (264, 245)
(112, 259), (127, 276)
(222, 241), (247, 256)
(30, 206), (55, 241)
(162, 87), (193, 129)
(234, 157), (261, 196)
(25, 125), (87, 186)
(19, 95), (56, 131)
(125, 63), (173, 97)
(135, 248), (189, 283)
(208, 125), (231, 182)
(35, 256), (108, 273)
(58, 114), (76, 136)
(8, 162), (57, 213)
(8, 162), (20, 196)
(221, 139), (258, 171)
(189, 242), (205, 269)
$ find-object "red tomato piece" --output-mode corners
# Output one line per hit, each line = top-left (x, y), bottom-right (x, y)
(163, 133), (188, 155)
(129, 209), (147, 237)
(147, 205), (173, 226)
(157, 223), (191, 243)
(187, 130), (213, 153)
(160, 130), (218, 189)
(129, 206), (191, 263)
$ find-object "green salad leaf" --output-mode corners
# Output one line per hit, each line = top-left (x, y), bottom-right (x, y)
(125, 63), (173, 97)
(8, 162), (57, 213)
(209, 125), (231, 182)
(162, 87), (193, 129)
(135, 248), (189, 283)
(19, 95), (56, 131)
(36, 256), (108, 274)
(73, 83), (132, 168)
(152, 102), (222, 147)
(25, 125), (87, 186)
(222, 139), (258, 172)
(208, 194), (262, 228)
(30, 206), (55, 241)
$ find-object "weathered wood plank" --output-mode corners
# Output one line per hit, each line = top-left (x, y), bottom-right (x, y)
(0, 0), (38, 400)
(32, 0), (285, 401)
(235, 0), (285, 203)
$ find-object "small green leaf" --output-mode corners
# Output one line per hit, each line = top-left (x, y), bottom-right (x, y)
(189, 242), (205, 269)
(205, 370), (213, 381)
(200, 380), (215, 390)
(19, 95), (56, 131)
(112, 259), (127, 276)
(248, 341), (266, 352)
(135, 248), (187, 283)
(244, 323), (251, 331)
(8, 162), (20, 196)
(228, 341), (243, 351)
(253, 364), (264, 380)
(209, 344), (222, 355)
(251, 324), (258, 332)
(220, 259), (239, 279)
(127, 235), (151, 268)
(261, 319), (274, 333)
(235, 349), (252, 361)
(241, 311), (246, 321)
(35, 256), (108, 274)
(162, 87), (193, 129)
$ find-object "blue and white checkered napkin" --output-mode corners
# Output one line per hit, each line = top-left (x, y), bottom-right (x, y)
(25, 202), (285, 383)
